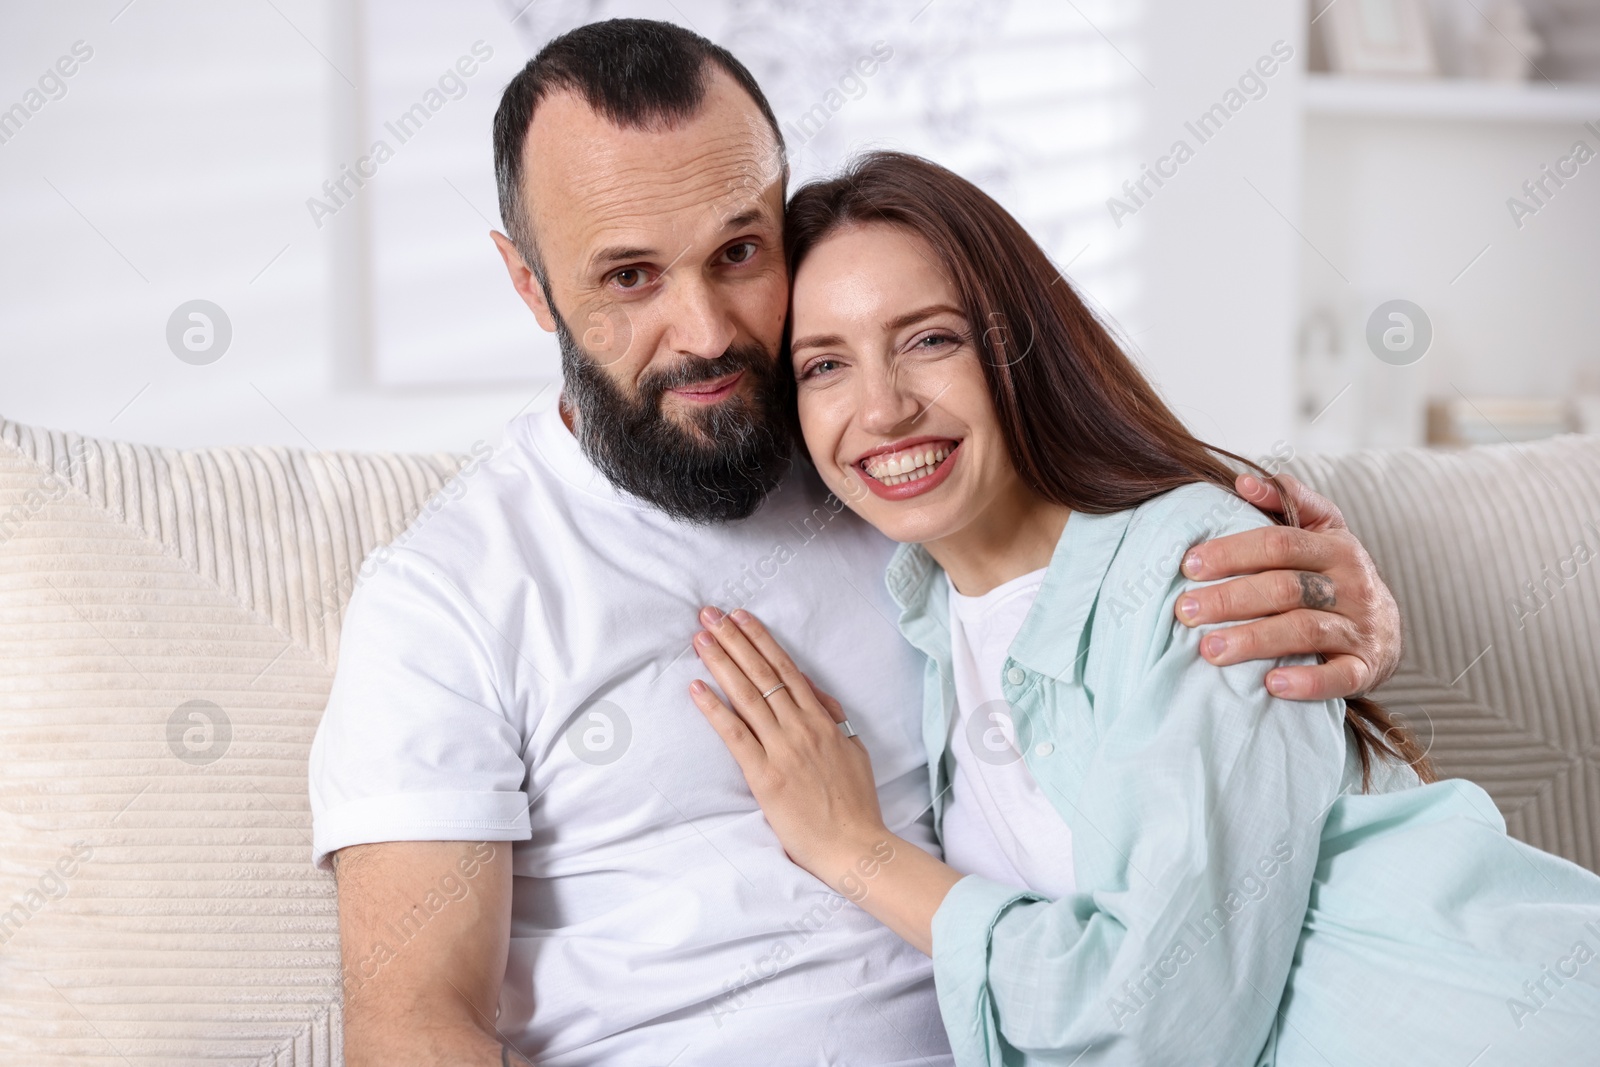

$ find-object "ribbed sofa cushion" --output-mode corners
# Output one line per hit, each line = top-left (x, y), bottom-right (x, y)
(0, 419), (463, 1065)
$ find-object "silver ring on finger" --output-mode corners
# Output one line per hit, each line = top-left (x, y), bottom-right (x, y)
(837, 719), (857, 739)
(761, 682), (787, 699)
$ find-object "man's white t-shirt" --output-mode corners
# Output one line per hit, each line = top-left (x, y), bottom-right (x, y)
(309, 404), (950, 1066)
(941, 570), (1076, 899)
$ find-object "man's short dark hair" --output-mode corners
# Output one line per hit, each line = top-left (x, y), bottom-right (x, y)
(492, 18), (787, 278)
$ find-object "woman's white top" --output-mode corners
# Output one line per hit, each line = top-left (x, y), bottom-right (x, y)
(942, 568), (1076, 898)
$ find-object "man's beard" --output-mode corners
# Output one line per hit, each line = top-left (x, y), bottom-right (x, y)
(553, 307), (794, 525)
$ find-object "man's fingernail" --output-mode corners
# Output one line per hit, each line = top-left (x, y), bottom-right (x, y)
(1183, 551), (1203, 577)
(1268, 673), (1290, 696)
(700, 606), (723, 625)
(732, 609), (753, 625)
(1177, 595), (1199, 621)
(695, 630), (714, 647)
(1202, 634), (1226, 659)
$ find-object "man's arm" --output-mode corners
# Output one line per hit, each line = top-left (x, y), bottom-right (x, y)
(335, 841), (534, 1066)
(1175, 472), (1403, 701)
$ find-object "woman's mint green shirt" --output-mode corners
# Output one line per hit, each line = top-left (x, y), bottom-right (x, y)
(886, 484), (1600, 1066)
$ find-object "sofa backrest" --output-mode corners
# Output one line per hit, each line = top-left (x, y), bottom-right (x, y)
(2, 416), (1597, 1064)
(1287, 435), (1600, 871)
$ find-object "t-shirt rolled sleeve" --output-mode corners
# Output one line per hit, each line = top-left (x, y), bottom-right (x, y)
(308, 549), (533, 870)
(312, 791), (531, 868)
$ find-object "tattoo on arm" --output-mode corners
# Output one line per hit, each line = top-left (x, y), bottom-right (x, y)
(1296, 571), (1337, 610)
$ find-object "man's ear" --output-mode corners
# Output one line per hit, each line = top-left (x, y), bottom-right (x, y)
(490, 230), (558, 333)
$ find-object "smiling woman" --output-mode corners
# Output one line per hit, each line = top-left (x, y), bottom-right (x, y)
(784, 148), (1429, 784)
(684, 149), (1600, 1066)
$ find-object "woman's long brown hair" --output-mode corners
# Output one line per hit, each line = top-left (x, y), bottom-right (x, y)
(785, 150), (1433, 789)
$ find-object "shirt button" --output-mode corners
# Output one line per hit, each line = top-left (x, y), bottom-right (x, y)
(1035, 742), (1055, 757)
(1006, 667), (1026, 685)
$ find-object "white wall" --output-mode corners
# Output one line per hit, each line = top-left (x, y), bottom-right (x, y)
(16, 1), (1583, 463)
(1126, 0), (1306, 455)
(359, 2), (552, 388)
(0, 0), (530, 453)
(1299, 113), (1600, 448)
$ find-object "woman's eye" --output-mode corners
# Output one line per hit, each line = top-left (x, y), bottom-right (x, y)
(914, 333), (954, 350)
(801, 358), (843, 380)
(725, 242), (756, 264)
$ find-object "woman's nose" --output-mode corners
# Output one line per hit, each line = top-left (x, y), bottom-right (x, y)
(857, 366), (926, 436)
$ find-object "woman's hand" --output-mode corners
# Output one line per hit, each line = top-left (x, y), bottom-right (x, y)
(688, 606), (890, 890)
(689, 606), (964, 956)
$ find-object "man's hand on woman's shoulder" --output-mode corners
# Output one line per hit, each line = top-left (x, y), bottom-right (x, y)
(1172, 473), (1402, 702)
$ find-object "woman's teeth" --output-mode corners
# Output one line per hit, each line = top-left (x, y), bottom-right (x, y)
(863, 444), (953, 486)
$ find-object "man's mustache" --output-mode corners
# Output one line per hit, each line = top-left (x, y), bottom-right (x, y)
(638, 346), (771, 400)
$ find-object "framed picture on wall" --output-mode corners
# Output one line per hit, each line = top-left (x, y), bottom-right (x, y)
(1316, 0), (1438, 76)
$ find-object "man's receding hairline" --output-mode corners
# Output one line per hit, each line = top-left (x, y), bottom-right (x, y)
(520, 68), (782, 168)
(517, 74), (785, 265)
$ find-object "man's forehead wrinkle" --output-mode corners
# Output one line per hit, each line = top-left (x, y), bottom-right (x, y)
(577, 167), (777, 237)
(545, 153), (781, 284)
(572, 131), (772, 200)
(574, 164), (774, 237)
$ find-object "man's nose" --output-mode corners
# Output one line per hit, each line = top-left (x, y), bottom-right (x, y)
(661, 274), (737, 360)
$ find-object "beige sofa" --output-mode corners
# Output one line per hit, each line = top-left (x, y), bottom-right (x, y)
(2, 416), (1597, 1064)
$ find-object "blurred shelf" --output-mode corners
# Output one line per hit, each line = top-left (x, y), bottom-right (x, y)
(1304, 73), (1600, 123)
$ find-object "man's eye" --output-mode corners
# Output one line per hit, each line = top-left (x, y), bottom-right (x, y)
(613, 269), (648, 289)
(725, 242), (755, 264)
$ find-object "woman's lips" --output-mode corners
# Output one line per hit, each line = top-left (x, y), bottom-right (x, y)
(669, 371), (744, 404)
(856, 439), (962, 501)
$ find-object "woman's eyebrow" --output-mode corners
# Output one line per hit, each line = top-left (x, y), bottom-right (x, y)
(791, 304), (965, 355)
(883, 304), (964, 332)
